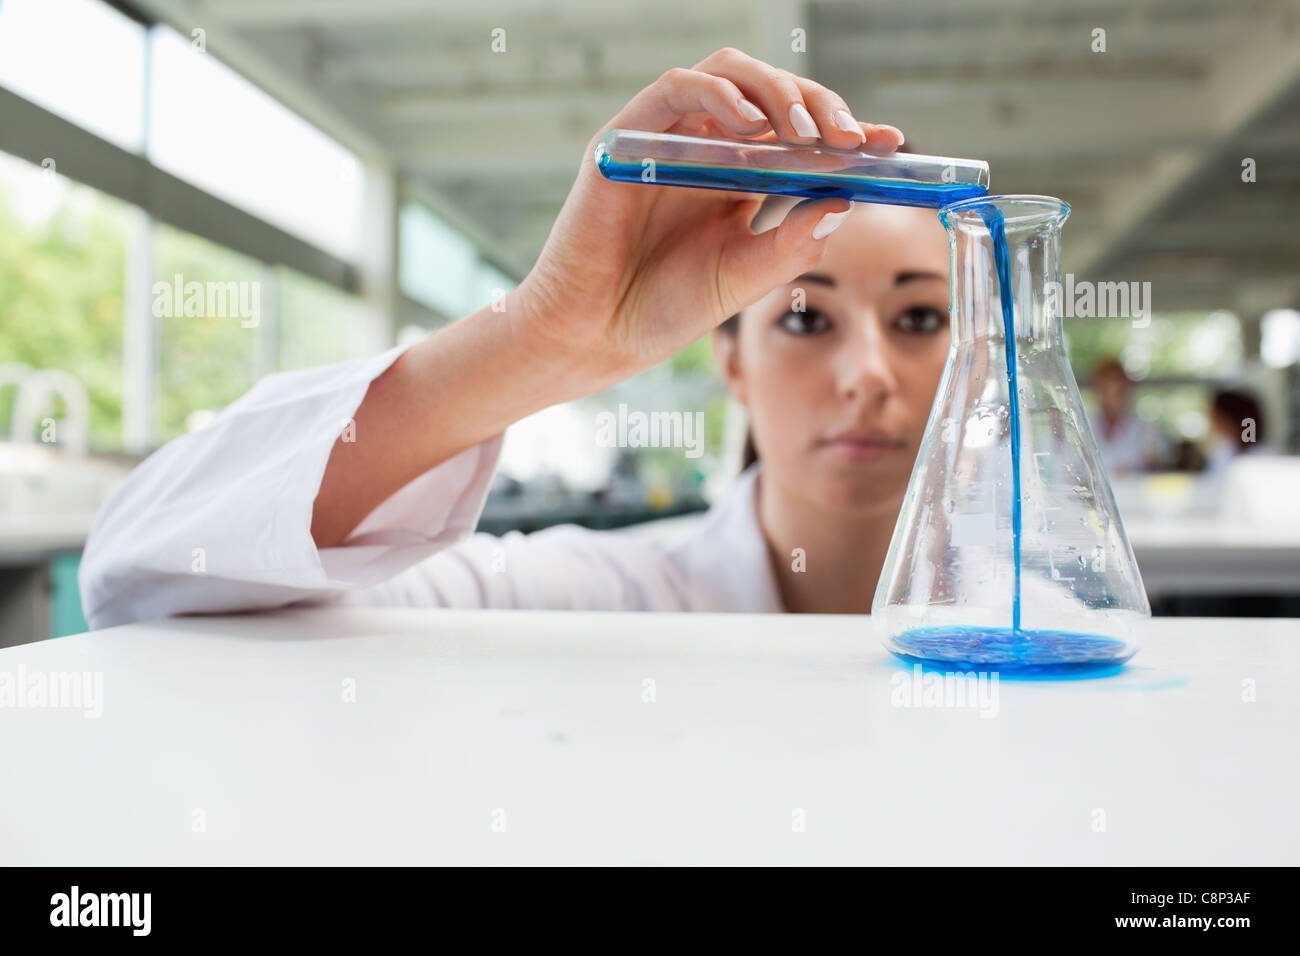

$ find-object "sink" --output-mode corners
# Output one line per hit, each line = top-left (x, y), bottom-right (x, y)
(0, 443), (129, 518)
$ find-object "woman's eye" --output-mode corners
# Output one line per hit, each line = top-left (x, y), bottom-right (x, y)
(894, 306), (947, 334)
(777, 308), (830, 335)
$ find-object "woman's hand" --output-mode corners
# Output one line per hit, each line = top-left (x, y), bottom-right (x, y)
(510, 46), (905, 397)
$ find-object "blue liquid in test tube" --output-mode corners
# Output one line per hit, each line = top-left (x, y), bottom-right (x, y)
(594, 129), (989, 209)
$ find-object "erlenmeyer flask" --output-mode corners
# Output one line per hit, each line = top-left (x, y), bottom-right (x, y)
(872, 195), (1150, 674)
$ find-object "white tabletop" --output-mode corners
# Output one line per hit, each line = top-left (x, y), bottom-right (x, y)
(2, 607), (1297, 865)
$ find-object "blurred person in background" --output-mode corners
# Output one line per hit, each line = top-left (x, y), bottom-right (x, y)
(1205, 388), (1274, 480)
(1169, 438), (1207, 473)
(1088, 356), (1172, 474)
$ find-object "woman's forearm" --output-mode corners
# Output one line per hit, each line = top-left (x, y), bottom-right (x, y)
(310, 301), (581, 548)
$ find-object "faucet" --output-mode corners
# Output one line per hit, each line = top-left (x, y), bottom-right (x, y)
(0, 362), (32, 438)
(11, 369), (90, 456)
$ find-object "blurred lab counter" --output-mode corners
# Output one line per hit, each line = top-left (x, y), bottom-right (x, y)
(1125, 516), (1300, 595)
(1110, 460), (1300, 602)
(0, 510), (99, 566)
(1, 606), (1296, 865)
(0, 444), (130, 645)
(478, 494), (707, 535)
(0, 512), (99, 647)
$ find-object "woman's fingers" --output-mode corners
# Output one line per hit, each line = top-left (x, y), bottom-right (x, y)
(613, 46), (906, 160)
(716, 197), (853, 316)
(860, 121), (906, 150)
(789, 75), (871, 148)
(614, 65), (769, 137)
(691, 47), (824, 145)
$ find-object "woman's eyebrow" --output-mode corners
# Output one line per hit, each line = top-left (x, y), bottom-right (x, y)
(792, 272), (836, 287)
(895, 270), (946, 284)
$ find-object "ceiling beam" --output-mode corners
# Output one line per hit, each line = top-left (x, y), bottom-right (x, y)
(1071, 0), (1300, 275)
(132, 0), (388, 160)
(199, 0), (739, 29)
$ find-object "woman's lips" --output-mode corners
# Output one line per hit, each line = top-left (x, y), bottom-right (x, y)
(818, 432), (906, 463)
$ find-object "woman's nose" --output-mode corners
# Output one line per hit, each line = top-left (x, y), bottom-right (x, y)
(835, 321), (896, 404)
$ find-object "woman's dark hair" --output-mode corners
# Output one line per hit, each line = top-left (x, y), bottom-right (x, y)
(1091, 356), (1130, 386)
(715, 310), (758, 469)
(716, 137), (921, 471)
(1211, 388), (1265, 447)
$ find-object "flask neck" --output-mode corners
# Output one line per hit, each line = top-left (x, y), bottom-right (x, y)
(940, 197), (1070, 349)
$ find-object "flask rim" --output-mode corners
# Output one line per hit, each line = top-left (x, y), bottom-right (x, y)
(938, 193), (1071, 229)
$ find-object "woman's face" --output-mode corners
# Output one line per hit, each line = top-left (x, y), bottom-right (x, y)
(715, 201), (951, 515)
(1096, 372), (1131, 419)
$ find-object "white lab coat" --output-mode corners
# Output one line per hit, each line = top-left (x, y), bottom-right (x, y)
(1088, 410), (1170, 474)
(78, 345), (785, 630)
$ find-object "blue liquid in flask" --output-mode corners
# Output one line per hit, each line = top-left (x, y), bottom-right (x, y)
(889, 208), (1133, 676)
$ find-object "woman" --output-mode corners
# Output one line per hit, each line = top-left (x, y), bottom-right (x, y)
(79, 47), (951, 628)
(1204, 388), (1269, 479)
(1087, 357), (1172, 474)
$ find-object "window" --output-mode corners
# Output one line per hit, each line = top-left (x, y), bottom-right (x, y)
(0, 151), (129, 450)
(399, 201), (515, 318)
(1261, 309), (1300, 369)
(152, 225), (261, 443)
(277, 268), (364, 372)
(1, 0), (517, 458)
(148, 27), (363, 260)
(399, 202), (477, 317)
(0, 0), (146, 151)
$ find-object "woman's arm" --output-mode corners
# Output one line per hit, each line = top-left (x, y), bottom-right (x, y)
(310, 47), (902, 547)
(309, 300), (576, 548)
(81, 48), (904, 628)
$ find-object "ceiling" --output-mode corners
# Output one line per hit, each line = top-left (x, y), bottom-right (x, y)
(136, 0), (1300, 319)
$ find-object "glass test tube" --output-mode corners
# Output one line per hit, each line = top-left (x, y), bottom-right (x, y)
(594, 128), (990, 209)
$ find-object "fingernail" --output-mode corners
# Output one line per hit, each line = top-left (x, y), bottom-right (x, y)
(812, 201), (854, 240)
(877, 124), (905, 145)
(788, 102), (819, 138)
(737, 99), (766, 123)
(834, 109), (865, 142)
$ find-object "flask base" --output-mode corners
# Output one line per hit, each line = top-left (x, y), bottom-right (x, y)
(889, 625), (1134, 676)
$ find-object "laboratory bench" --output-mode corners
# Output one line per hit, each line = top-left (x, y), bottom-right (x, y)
(0, 512), (97, 646)
(3, 509), (1299, 649)
(1, 606), (1295, 865)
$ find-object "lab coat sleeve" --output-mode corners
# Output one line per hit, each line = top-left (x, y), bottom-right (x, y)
(337, 521), (684, 612)
(78, 344), (507, 629)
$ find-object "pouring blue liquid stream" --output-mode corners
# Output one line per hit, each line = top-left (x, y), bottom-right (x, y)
(596, 133), (1131, 672)
(986, 210), (1023, 634)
